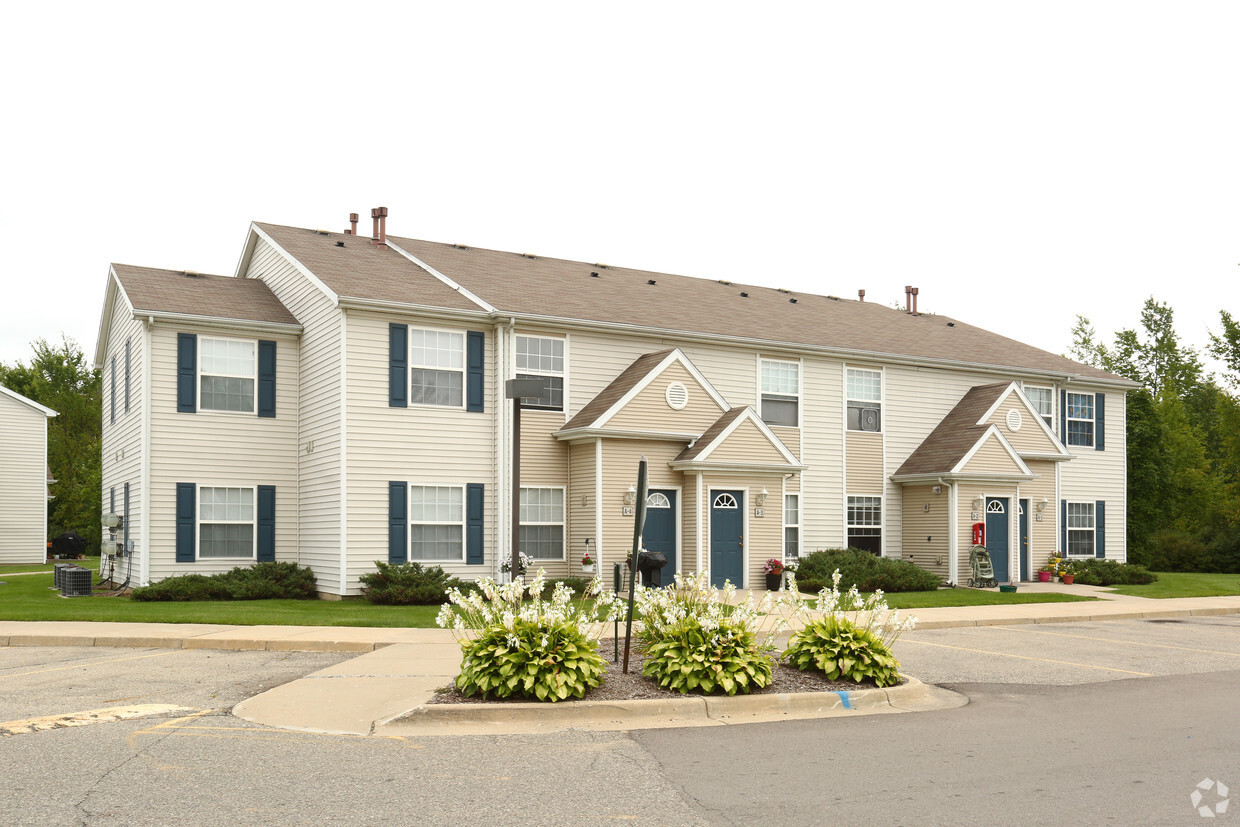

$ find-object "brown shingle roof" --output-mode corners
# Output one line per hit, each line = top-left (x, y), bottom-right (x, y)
(561, 349), (675, 431)
(113, 264), (299, 326)
(674, 408), (749, 462)
(894, 383), (1009, 476)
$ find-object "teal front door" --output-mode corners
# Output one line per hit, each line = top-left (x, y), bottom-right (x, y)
(710, 490), (745, 588)
(985, 497), (1010, 584)
(642, 489), (677, 584)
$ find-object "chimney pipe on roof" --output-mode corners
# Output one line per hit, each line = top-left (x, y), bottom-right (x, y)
(346, 212), (359, 236)
(371, 207), (388, 248)
(911, 286), (919, 315)
(905, 285), (912, 313)
(858, 289), (865, 302)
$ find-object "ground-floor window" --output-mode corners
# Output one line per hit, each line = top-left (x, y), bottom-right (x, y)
(1066, 501), (1096, 556)
(784, 494), (799, 558)
(847, 495), (882, 555)
(520, 487), (565, 560)
(199, 486), (255, 558)
(410, 485), (464, 561)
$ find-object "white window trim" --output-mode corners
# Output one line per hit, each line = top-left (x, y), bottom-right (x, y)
(514, 333), (567, 413)
(408, 326), (467, 410)
(757, 355), (802, 428)
(197, 334), (259, 416)
(1065, 391), (1095, 448)
(408, 483), (466, 563)
(846, 494), (883, 553)
(784, 493), (799, 559)
(519, 485), (566, 561)
(1023, 383), (1054, 431)
(197, 484), (257, 561)
(1065, 500), (1097, 557)
(845, 365), (884, 433)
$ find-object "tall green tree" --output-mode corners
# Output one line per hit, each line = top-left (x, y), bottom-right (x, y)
(0, 337), (102, 552)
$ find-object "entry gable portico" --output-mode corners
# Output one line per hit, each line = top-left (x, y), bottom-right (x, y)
(669, 407), (803, 473)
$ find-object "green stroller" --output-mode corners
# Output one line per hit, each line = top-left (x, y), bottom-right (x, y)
(967, 544), (997, 588)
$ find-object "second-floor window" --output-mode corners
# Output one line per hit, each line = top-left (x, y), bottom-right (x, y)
(1066, 392), (1094, 447)
(847, 368), (882, 432)
(760, 359), (799, 427)
(516, 335), (564, 410)
(1024, 385), (1053, 429)
(200, 338), (255, 413)
(410, 329), (464, 407)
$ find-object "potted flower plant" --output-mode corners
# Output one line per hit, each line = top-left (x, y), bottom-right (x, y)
(501, 551), (531, 582)
(1038, 554), (1062, 583)
(581, 550), (595, 575)
(762, 558), (785, 591)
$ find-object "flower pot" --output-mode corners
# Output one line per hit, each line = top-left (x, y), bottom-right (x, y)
(1038, 571), (1051, 582)
(999, 584), (1018, 593)
(765, 572), (783, 591)
(581, 564), (595, 575)
(1061, 574), (1074, 585)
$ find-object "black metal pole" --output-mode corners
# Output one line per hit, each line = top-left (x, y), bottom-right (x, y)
(511, 395), (521, 585)
(622, 456), (649, 673)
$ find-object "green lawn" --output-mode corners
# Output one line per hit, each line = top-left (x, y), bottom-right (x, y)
(1102, 571), (1240, 599)
(875, 589), (1097, 610)
(0, 572), (441, 627)
(0, 560), (98, 575)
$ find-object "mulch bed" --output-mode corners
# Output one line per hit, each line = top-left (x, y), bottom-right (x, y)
(427, 651), (884, 704)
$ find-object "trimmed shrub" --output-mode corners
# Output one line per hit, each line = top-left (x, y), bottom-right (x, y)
(784, 615), (901, 687)
(1065, 559), (1157, 586)
(456, 618), (605, 701)
(1149, 530), (1212, 573)
(360, 561), (466, 605)
(795, 548), (941, 593)
(129, 562), (317, 602)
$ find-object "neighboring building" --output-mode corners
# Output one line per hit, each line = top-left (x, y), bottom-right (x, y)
(0, 384), (57, 564)
(94, 210), (1138, 594)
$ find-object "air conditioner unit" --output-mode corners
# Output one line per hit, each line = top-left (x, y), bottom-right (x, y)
(61, 566), (92, 597)
(860, 408), (880, 431)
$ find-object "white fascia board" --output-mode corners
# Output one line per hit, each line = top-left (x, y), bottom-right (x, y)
(385, 241), (497, 313)
(592, 349), (729, 430)
(244, 224), (340, 305)
(977, 382), (1073, 460)
(336, 297), (493, 324)
(94, 267), (132, 368)
(0, 384), (58, 418)
(553, 427), (701, 443)
(668, 460), (807, 474)
(136, 311), (302, 336)
(692, 407), (801, 467)
(952, 426), (1032, 477)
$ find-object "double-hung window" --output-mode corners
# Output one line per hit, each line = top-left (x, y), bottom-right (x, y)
(409, 485), (464, 561)
(847, 368), (882, 432)
(1066, 502), (1096, 556)
(847, 495), (882, 554)
(410, 329), (465, 407)
(515, 335), (564, 410)
(784, 494), (800, 558)
(1065, 392), (1095, 447)
(760, 359), (799, 427)
(199, 486), (255, 558)
(519, 487), (565, 559)
(1024, 385), (1053, 430)
(200, 338), (256, 413)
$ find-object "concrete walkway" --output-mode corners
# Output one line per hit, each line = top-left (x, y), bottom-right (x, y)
(3, 585), (1238, 736)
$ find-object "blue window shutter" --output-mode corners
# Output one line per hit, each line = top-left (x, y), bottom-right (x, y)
(1094, 393), (1105, 451)
(1095, 500), (1106, 558)
(110, 355), (116, 424)
(177, 333), (197, 413)
(1060, 499), (1067, 555)
(176, 483), (196, 562)
(124, 339), (131, 413)
(389, 481), (408, 563)
(389, 324), (408, 408)
(467, 331), (485, 413)
(467, 483), (484, 564)
(257, 340), (277, 418)
(110, 487), (115, 515)
(257, 485), (276, 562)
(1059, 389), (1067, 447)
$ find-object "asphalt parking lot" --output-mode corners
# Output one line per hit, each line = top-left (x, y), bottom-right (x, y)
(894, 614), (1240, 686)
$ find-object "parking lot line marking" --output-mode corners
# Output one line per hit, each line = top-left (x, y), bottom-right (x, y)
(899, 639), (1154, 676)
(1, 704), (194, 736)
(994, 624), (1240, 657)
(0, 649), (186, 680)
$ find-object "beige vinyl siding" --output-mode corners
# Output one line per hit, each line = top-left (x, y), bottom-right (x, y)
(243, 237), (340, 590)
(769, 425), (800, 461)
(900, 485), (949, 582)
(0, 391), (50, 563)
(346, 311), (496, 589)
(600, 438), (684, 573)
(147, 323), (299, 582)
(845, 432), (884, 495)
(987, 395), (1061, 455)
(801, 356), (844, 551)
(960, 435), (1025, 475)
(100, 296), (145, 572)
(567, 440), (598, 578)
(1059, 388), (1127, 560)
(604, 361), (725, 434)
(955, 483), (988, 584)
(1022, 461), (1059, 576)
(704, 419), (790, 465)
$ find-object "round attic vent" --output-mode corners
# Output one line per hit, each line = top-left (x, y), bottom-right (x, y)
(1006, 409), (1023, 432)
(666, 382), (689, 410)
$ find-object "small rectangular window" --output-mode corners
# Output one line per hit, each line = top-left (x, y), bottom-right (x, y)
(847, 368), (882, 431)
(1066, 502), (1096, 556)
(847, 495), (882, 554)
(409, 485), (465, 561)
(1024, 385), (1053, 429)
(199, 486), (255, 559)
(515, 336), (564, 410)
(784, 494), (799, 558)
(519, 487), (565, 559)
(1066, 392), (1095, 447)
(760, 359), (799, 427)
(200, 338), (256, 413)
(410, 329), (465, 407)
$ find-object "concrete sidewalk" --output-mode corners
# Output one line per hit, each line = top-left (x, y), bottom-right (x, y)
(3, 586), (1239, 736)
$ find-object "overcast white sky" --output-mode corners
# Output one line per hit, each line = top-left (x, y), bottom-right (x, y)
(2, 2), (1235, 376)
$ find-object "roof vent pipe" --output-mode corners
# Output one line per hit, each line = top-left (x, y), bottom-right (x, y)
(858, 289), (865, 302)
(905, 285), (912, 313)
(911, 286), (919, 315)
(371, 207), (388, 248)
(347, 212), (359, 236)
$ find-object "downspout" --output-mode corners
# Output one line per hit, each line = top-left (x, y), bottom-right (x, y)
(339, 309), (349, 596)
(943, 477), (958, 585)
(494, 316), (515, 579)
(141, 316), (154, 587)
